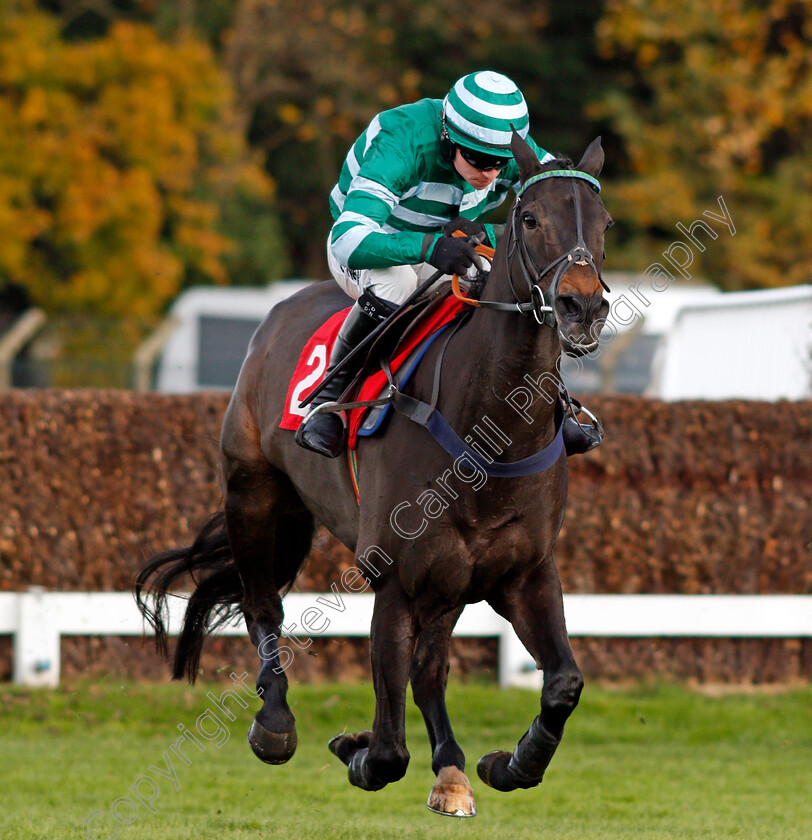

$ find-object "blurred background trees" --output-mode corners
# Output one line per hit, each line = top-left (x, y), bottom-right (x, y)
(593, 0), (811, 290)
(222, 0), (611, 275)
(0, 0), (284, 322)
(0, 0), (808, 324)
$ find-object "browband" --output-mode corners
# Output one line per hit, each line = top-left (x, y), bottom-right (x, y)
(516, 169), (601, 199)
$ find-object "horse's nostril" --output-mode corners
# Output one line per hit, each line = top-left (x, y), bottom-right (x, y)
(556, 295), (581, 320)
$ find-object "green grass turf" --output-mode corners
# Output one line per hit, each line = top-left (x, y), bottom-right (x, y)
(1, 678), (809, 839)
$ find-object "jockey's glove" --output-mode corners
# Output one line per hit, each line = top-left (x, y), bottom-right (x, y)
(442, 217), (487, 239)
(429, 235), (479, 276)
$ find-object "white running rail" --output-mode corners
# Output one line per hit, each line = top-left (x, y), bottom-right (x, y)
(1, 589), (810, 687)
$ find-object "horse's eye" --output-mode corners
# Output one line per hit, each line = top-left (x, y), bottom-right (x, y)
(522, 212), (537, 229)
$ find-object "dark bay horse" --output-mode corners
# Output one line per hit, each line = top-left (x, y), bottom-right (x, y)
(137, 133), (612, 817)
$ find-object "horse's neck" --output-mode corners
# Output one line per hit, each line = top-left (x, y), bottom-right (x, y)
(446, 251), (562, 454)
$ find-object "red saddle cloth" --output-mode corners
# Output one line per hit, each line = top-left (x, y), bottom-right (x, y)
(279, 296), (465, 447)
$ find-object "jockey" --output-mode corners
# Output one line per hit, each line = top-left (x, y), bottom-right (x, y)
(297, 70), (555, 458)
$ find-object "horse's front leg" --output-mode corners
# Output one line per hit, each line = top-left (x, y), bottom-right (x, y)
(329, 580), (416, 790)
(411, 608), (477, 817)
(478, 552), (583, 792)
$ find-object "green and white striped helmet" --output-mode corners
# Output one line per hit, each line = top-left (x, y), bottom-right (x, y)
(442, 71), (529, 157)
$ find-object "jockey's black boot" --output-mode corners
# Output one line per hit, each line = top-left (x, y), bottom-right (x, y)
(562, 397), (604, 456)
(563, 415), (603, 455)
(296, 297), (388, 458)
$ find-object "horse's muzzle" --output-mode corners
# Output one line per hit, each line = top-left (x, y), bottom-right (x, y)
(555, 293), (608, 357)
(559, 333), (600, 356)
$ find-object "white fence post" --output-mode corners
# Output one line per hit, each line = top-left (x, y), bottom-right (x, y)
(12, 587), (61, 687)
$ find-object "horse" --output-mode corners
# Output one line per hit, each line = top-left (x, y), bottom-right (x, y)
(136, 131), (612, 817)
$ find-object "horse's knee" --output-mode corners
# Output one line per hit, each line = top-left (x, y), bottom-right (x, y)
(410, 661), (447, 708)
(542, 667), (583, 728)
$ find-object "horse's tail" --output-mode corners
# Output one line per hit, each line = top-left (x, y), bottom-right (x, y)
(135, 509), (314, 682)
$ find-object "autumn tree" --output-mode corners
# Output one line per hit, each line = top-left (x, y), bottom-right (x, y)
(34, 0), (240, 50)
(0, 3), (284, 319)
(592, 0), (812, 289)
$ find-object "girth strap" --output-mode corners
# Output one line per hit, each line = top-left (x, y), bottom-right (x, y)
(385, 314), (565, 477)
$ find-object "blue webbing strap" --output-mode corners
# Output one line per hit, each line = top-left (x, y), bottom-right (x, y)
(356, 323), (452, 438)
(390, 384), (565, 478)
(423, 406), (564, 477)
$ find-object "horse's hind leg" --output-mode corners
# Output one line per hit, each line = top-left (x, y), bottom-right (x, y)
(478, 553), (583, 792)
(411, 608), (477, 818)
(222, 409), (314, 764)
(329, 580), (416, 790)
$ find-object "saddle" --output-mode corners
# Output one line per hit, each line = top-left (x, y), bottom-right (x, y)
(279, 283), (467, 435)
(348, 281), (463, 396)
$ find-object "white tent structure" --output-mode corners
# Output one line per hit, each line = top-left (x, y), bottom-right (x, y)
(155, 280), (313, 393)
(559, 272), (721, 394)
(655, 285), (812, 401)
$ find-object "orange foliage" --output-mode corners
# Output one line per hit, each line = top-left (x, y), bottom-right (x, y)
(593, 0), (812, 289)
(0, 8), (273, 317)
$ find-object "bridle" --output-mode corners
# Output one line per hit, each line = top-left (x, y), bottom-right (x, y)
(461, 168), (610, 329)
(510, 169), (610, 326)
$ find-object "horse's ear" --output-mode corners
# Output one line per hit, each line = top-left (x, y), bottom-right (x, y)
(577, 137), (604, 178)
(511, 129), (542, 184)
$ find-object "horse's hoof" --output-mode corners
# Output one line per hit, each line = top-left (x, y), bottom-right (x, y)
(427, 766), (477, 817)
(347, 747), (388, 791)
(328, 730), (372, 766)
(248, 719), (297, 764)
(476, 750), (519, 792)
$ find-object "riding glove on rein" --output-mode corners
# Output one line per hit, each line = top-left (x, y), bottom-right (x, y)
(429, 235), (480, 277)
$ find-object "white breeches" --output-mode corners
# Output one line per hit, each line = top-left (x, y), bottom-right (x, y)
(326, 237), (483, 306)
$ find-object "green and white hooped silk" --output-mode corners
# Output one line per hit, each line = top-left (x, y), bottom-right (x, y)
(443, 71), (529, 155)
(327, 98), (552, 271)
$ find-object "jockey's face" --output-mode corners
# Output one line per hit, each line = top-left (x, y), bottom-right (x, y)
(452, 149), (502, 190)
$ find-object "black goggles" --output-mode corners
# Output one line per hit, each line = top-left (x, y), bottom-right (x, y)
(457, 145), (510, 172)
